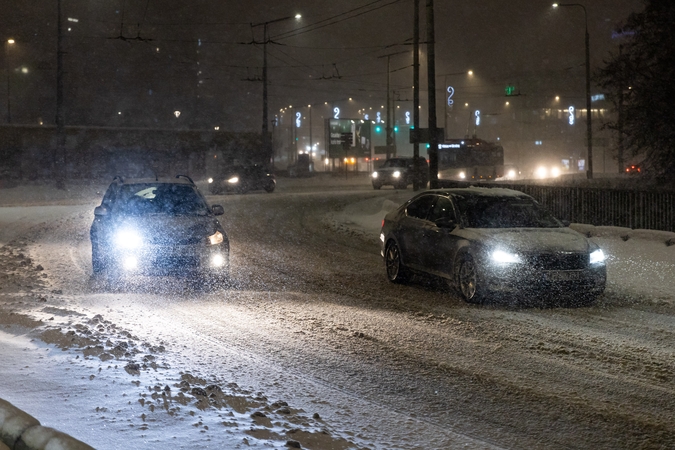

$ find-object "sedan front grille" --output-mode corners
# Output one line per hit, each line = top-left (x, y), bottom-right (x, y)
(525, 252), (587, 270)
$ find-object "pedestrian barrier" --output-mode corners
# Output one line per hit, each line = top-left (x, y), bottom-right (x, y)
(0, 398), (93, 450)
(438, 180), (675, 232)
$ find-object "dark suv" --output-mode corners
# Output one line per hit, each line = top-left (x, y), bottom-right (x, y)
(371, 157), (429, 190)
(90, 175), (229, 280)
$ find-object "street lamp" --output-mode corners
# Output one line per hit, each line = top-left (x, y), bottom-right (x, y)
(252, 15), (301, 163)
(553, 3), (593, 179)
(6, 39), (14, 123)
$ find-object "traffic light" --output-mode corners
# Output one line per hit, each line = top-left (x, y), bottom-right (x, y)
(375, 126), (382, 133)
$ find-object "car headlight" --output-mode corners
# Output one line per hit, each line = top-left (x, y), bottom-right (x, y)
(589, 249), (606, 265)
(392, 171), (401, 178)
(491, 250), (522, 264)
(115, 229), (143, 249)
(372, 171), (378, 179)
(227, 176), (239, 184)
(208, 231), (224, 245)
(459, 171), (466, 179)
(207, 178), (213, 183)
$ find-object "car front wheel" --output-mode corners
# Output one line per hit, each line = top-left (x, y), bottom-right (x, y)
(455, 254), (485, 304)
(91, 242), (107, 274)
(385, 241), (409, 283)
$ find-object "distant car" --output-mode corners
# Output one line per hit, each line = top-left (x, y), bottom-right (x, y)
(371, 157), (429, 190)
(90, 175), (229, 280)
(208, 164), (276, 194)
(380, 187), (606, 304)
(625, 164), (642, 175)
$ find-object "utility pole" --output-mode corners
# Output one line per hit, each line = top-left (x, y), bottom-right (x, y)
(426, 0), (439, 189)
(413, 0), (421, 190)
(378, 50), (408, 161)
(56, 0), (66, 188)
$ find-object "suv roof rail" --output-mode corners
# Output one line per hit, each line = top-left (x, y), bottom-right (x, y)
(175, 174), (195, 184)
(112, 176), (124, 184)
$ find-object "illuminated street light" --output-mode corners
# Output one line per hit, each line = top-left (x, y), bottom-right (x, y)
(6, 39), (15, 123)
(253, 14), (302, 163)
(553, 2), (593, 179)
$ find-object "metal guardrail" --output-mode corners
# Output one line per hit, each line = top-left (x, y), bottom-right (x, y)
(438, 180), (675, 232)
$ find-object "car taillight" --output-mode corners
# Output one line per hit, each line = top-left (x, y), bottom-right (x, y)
(381, 219), (385, 228)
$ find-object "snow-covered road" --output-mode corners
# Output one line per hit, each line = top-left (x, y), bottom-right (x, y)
(1, 179), (675, 449)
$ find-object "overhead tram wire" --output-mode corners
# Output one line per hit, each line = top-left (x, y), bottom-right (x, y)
(271, 0), (404, 41)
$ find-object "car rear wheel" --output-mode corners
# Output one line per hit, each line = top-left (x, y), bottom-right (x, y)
(385, 241), (409, 283)
(456, 254), (485, 304)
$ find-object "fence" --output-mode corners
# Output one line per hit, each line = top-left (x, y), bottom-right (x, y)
(439, 180), (675, 232)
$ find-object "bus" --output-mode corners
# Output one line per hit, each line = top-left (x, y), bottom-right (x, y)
(437, 138), (506, 181)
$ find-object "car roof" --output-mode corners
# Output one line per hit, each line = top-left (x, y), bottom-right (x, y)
(424, 186), (532, 199)
(110, 175), (195, 186)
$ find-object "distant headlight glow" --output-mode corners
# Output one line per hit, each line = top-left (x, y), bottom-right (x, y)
(372, 171), (378, 179)
(208, 231), (224, 245)
(122, 256), (138, 271)
(491, 250), (522, 264)
(590, 249), (606, 265)
(115, 229), (143, 249)
(459, 171), (466, 179)
(207, 178), (213, 183)
(392, 171), (401, 178)
(227, 176), (239, 184)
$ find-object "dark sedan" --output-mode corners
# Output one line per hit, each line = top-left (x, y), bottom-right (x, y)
(208, 164), (275, 194)
(380, 187), (607, 304)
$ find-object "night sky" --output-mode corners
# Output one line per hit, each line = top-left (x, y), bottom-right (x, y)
(2, 0), (644, 132)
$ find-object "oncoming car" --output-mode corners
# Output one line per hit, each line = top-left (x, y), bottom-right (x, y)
(380, 187), (607, 304)
(90, 175), (229, 280)
(208, 164), (276, 194)
(371, 157), (429, 190)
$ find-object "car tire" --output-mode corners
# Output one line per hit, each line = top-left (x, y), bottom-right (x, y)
(264, 180), (276, 193)
(455, 254), (486, 304)
(384, 240), (409, 283)
(91, 242), (106, 274)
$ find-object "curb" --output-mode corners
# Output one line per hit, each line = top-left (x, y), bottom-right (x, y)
(0, 398), (93, 450)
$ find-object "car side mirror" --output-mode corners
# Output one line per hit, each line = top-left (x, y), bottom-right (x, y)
(212, 205), (224, 216)
(434, 217), (456, 229)
(94, 206), (108, 216)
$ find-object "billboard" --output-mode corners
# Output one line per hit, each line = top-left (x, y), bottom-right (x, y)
(325, 119), (371, 159)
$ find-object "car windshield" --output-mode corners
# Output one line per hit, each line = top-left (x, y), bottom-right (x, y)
(454, 195), (563, 228)
(381, 159), (408, 168)
(116, 184), (209, 216)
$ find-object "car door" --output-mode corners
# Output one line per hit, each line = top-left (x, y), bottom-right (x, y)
(421, 195), (463, 277)
(396, 194), (436, 270)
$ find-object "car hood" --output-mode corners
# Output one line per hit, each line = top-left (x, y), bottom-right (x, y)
(458, 227), (591, 253)
(115, 214), (220, 245)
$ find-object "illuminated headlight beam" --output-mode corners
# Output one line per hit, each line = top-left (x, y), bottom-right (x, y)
(491, 250), (522, 264)
(208, 231), (224, 245)
(115, 229), (143, 249)
(227, 176), (239, 184)
(589, 249), (606, 265)
(392, 171), (401, 178)
(211, 254), (225, 267)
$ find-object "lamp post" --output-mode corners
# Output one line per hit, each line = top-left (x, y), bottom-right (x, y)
(6, 39), (14, 123)
(252, 14), (300, 164)
(553, 3), (593, 179)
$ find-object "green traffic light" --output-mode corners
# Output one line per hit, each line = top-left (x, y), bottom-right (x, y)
(394, 126), (399, 132)
(375, 126), (382, 133)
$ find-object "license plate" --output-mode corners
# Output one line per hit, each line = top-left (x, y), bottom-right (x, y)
(545, 270), (582, 282)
